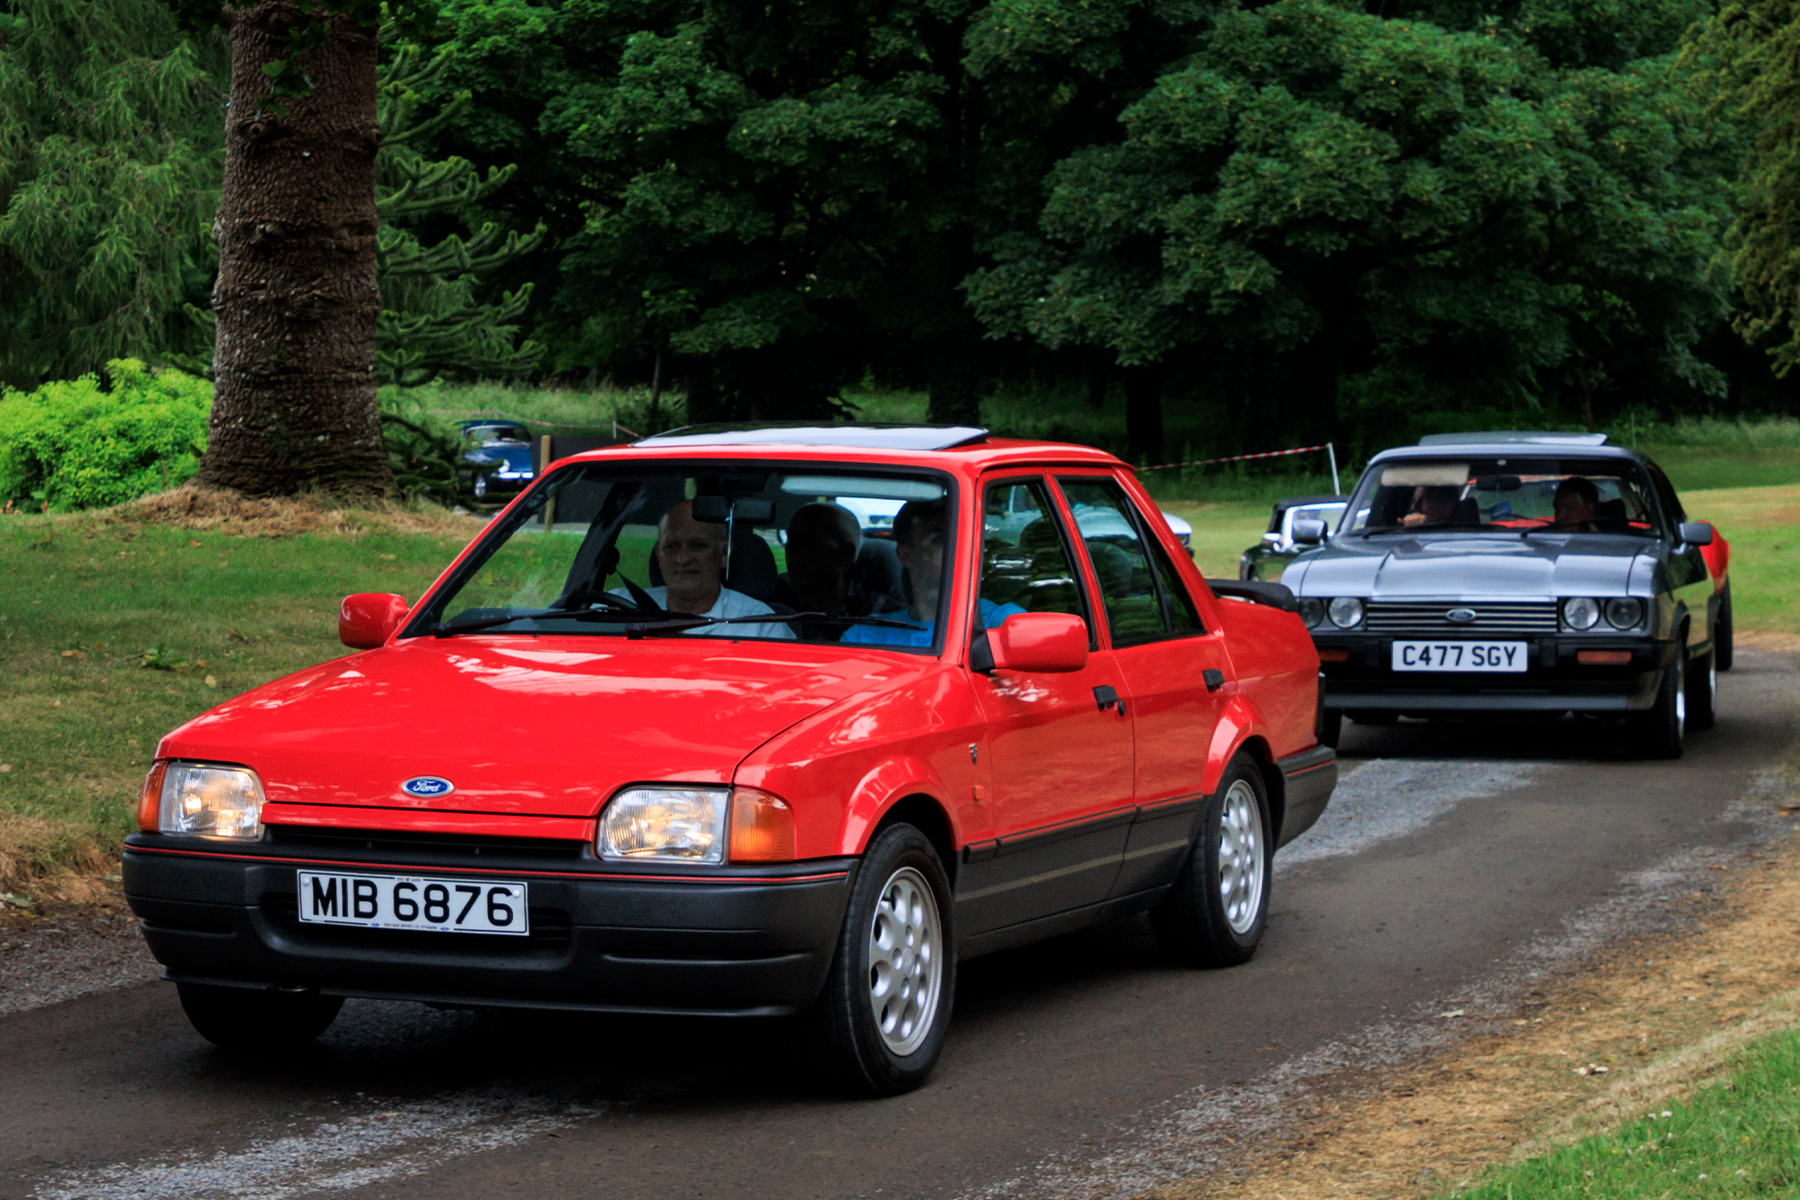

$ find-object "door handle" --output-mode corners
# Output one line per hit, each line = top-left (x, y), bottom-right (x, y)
(1203, 668), (1225, 692)
(1092, 685), (1126, 715)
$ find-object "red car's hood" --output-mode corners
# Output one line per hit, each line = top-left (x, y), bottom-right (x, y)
(161, 637), (920, 818)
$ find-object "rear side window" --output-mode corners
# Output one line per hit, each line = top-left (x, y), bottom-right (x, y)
(1056, 477), (1200, 646)
(979, 478), (1093, 639)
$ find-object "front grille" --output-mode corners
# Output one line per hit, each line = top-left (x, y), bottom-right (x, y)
(265, 825), (587, 862)
(1364, 601), (1558, 636)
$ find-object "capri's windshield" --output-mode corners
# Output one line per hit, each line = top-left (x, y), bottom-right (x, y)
(1342, 457), (1659, 537)
(409, 462), (956, 650)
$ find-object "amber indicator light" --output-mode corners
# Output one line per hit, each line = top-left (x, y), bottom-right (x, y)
(729, 788), (796, 862)
(1318, 648), (1350, 662)
(137, 761), (169, 832)
(1576, 650), (1633, 666)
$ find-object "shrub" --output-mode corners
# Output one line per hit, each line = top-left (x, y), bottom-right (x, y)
(0, 360), (210, 511)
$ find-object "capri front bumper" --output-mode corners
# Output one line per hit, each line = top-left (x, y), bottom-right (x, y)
(1314, 635), (1675, 714)
(123, 829), (856, 1017)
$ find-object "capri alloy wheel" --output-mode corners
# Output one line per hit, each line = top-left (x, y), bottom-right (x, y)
(866, 866), (944, 1056)
(1217, 778), (1267, 936)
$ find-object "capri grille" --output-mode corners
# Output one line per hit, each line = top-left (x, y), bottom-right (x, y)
(1363, 601), (1559, 636)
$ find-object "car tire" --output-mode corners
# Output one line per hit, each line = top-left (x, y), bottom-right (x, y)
(1715, 583), (1734, 672)
(1319, 708), (1342, 749)
(1687, 648), (1717, 732)
(1630, 649), (1686, 760)
(176, 982), (344, 1050)
(807, 823), (955, 1096)
(1346, 710), (1398, 725)
(1150, 753), (1272, 968)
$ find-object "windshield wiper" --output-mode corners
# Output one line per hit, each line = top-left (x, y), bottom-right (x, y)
(618, 611), (931, 638)
(432, 592), (661, 636)
(1358, 521), (1496, 536)
(1519, 519), (1620, 536)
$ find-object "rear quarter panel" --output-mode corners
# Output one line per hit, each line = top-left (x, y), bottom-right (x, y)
(1207, 596), (1322, 762)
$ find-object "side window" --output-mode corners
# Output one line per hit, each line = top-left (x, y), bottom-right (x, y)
(1146, 530), (1201, 633)
(1057, 477), (1190, 646)
(1645, 462), (1685, 526)
(979, 478), (1091, 636)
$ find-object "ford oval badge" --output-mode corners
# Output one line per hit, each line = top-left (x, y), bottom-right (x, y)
(1446, 607), (1477, 624)
(401, 776), (455, 798)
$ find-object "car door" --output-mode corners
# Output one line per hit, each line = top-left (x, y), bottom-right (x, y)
(958, 475), (1136, 937)
(1645, 460), (1713, 650)
(1054, 473), (1235, 900)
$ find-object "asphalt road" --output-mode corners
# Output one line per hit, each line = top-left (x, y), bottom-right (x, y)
(5, 650), (1796, 1200)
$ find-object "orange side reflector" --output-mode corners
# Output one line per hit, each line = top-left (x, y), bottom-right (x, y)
(1318, 648), (1350, 662)
(138, 761), (169, 832)
(729, 787), (796, 863)
(1577, 650), (1632, 666)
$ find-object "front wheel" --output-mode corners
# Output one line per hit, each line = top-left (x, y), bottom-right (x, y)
(807, 824), (954, 1096)
(1630, 650), (1686, 759)
(176, 982), (343, 1050)
(1151, 754), (1272, 968)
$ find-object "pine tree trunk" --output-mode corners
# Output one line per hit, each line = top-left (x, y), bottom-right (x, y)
(195, 3), (392, 496)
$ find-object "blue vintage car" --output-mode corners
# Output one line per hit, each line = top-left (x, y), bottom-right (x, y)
(1281, 432), (1730, 759)
(456, 420), (535, 501)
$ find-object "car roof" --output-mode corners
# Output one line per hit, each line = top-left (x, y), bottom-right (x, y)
(1417, 431), (1609, 447)
(459, 419), (528, 431)
(1275, 494), (1348, 510)
(1370, 438), (1643, 465)
(558, 424), (1123, 472)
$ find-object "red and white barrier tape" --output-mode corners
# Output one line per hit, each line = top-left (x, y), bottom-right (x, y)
(1139, 443), (1333, 472)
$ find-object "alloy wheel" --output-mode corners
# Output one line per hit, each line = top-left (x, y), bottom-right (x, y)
(1218, 778), (1267, 935)
(866, 866), (943, 1057)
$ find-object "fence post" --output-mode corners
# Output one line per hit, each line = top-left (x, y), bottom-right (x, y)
(1326, 442), (1340, 494)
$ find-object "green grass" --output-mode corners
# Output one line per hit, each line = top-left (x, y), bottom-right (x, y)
(0, 514), (475, 886)
(1456, 1027), (1800, 1199)
(1682, 484), (1800, 633)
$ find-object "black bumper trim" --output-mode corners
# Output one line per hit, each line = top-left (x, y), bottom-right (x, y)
(1274, 745), (1336, 849)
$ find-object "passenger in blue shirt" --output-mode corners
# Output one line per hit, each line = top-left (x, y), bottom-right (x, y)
(844, 500), (1025, 648)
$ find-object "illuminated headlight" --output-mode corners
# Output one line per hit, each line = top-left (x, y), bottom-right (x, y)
(598, 786), (729, 864)
(157, 763), (264, 839)
(1604, 597), (1645, 630)
(1327, 597), (1364, 629)
(1562, 597), (1600, 631)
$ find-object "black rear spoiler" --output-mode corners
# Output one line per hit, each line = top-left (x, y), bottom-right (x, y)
(1204, 579), (1299, 613)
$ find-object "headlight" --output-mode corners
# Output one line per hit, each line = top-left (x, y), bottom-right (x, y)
(1562, 597), (1600, 631)
(598, 786), (729, 863)
(1328, 597), (1364, 629)
(151, 762), (264, 839)
(1604, 597), (1644, 629)
(1298, 597), (1326, 628)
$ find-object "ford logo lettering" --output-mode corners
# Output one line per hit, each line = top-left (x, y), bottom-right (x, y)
(401, 776), (455, 798)
(1446, 607), (1477, 624)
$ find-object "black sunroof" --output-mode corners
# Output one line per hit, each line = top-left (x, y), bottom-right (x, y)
(633, 423), (989, 451)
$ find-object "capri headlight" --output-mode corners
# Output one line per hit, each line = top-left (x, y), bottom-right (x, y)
(1298, 597), (1326, 628)
(1562, 597), (1600, 631)
(156, 762), (264, 839)
(598, 786), (729, 864)
(1327, 597), (1365, 629)
(1604, 597), (1645, 630)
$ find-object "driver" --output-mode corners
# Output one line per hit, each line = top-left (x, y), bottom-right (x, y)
(617, 500), (794, 640)
(842, 500), (1024, 647)
(1553, 476), (1600, 530)
(1399, 485), (1461, 528)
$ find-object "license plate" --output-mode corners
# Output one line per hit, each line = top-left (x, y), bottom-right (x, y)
(296, 871), (529, 936)
(1391, 641), (1528, 672)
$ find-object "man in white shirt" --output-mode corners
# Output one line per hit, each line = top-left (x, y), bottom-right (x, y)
(621, 500), (794, 640)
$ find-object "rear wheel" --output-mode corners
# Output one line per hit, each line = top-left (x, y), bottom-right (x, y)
(807, 823), (954, 1096)
(1630, 650), (1686, 759)
(1151, 754), (1271, 968)
(1687, 649), (1717, 732)
(176, 982), (343, 1050)
(1716, 583), (1734, 672)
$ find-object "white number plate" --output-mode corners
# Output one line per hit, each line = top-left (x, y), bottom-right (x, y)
(1391, 641), (1529, 672)
(297, 871), (528, 936)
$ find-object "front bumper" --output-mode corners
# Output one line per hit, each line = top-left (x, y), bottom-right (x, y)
(1314, 634), (1674, 714)
(123, 830), (855, 1017)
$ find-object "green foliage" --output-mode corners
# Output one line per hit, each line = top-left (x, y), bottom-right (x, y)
(376, 390), (462, 503)
(0, 0), (226, 388)
(0, 359), (210, 511)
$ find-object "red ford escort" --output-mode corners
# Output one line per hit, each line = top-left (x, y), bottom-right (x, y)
(125, 425), (1335, 1094)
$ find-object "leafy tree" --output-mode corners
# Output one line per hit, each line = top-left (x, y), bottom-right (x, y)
(0, 0), (226, 389)
(967, 0), (1730, 458)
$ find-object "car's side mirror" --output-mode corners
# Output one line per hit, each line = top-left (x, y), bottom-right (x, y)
(989, 612), (1089, 673)
(1291, 518), (1327, 545)
(1678, 521), (1714, 547)
(340, 593), (410, 649)
(1262, 532), (1281, 546)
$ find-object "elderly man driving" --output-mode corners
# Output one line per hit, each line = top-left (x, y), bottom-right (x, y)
(618, 500), (793, 639)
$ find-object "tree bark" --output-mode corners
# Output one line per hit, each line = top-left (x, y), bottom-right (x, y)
(196, 3), (392, 496)
(1124, 363), (1165, 465)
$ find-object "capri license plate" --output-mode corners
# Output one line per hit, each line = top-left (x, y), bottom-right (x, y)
(1391, 641), (1528, 672)
(297, 871), (529, 936)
